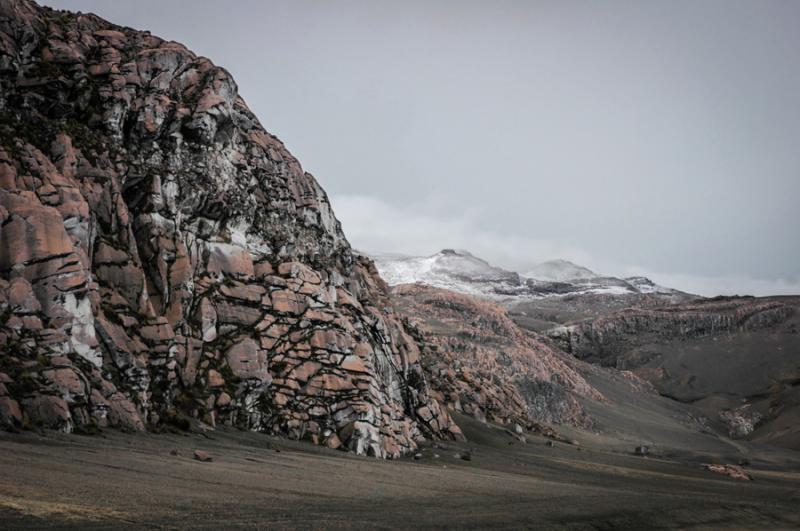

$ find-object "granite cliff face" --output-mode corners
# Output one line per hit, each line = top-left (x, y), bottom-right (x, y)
(0, 0), (462, 456)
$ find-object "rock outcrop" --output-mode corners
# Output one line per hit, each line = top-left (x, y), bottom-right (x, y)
(549, 297), (794, 363)
(546, 295), (800, 448)
(0, 0), (461, 456)
(391, 284), (603, 428)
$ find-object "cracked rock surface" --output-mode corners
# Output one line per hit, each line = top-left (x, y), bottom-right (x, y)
(0, 0), (461, 456)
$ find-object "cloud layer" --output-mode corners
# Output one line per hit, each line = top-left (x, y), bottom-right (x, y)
(332, 194), (800, 297)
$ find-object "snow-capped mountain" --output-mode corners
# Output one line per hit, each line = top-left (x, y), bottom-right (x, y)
(523, 259), (596, 281)
(371, 249), (528, 298)
(370, 249), (685, 301)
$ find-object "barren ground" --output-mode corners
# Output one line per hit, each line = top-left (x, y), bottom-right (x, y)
(2, 412), (800, 530)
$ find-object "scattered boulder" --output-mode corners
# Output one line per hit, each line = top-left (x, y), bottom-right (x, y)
(193, 450), (213, 462)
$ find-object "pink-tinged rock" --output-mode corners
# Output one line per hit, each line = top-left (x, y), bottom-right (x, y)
(0, 161), (16, 190)
(216, 392), (232, 407)
(704, 464), (753, 481)
(310, 329), (355, 353)
(325, 432), (342, 449)
(206, 243), (254, 278)
(106, 392), (145, 431)
(93, 29), (127, 48)
(224, 338), (270, 382)
(94, 241), (130, 264)
(7, 277), (41, 313)
(271, 290), (305, 315)
(335, 288), (361, 309)
(354, 342), (373, 358)
(215, 300), (262, 326)
(0, 3), (471, 458)
(219, 282), (266, 303)
(340, 355), (368, 373)
(307, 373), (355, 394)
(138, 320), (175, 343)
(0, 397), (22, 427)
(88, 63), (111, 76)
(193, 449), (213, 462)
(305, 309), (334, 322)
(278, 261), (321, 285)
(289, 361), (321, 383)
(259, 336), (278, 350)
(43, 367), (86, 399)
(0, 190), (76, 270)
(254, 261), (274, 277)
(207, 369), (225, 388)
(21, 315), (43, 330)
(21, 394), (72, 431)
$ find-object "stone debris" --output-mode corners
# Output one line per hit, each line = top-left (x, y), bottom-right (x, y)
(703, 464), (753, 481)
(719, 405), (764, 439)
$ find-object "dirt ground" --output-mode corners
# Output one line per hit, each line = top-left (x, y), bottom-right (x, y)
(1, 413), (800, 530)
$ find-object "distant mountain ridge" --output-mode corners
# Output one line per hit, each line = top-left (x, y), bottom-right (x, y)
(523, 259), (596, 281)
(370, 249), (686, 301)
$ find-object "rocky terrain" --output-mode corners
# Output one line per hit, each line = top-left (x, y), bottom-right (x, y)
(1, 1), (800, 528)
(547, 296), (800, 450)
(0, 0), (466, 457)
(372, 250), (800, 454)
(390, 283), (602, 429)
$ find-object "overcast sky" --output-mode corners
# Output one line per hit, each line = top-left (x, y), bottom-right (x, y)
(46, 0), (800, 296)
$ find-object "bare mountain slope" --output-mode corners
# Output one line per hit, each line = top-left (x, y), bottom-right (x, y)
(548, 296), (800, 449)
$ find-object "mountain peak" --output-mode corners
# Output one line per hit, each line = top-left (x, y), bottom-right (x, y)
(523, 260), (596, 282)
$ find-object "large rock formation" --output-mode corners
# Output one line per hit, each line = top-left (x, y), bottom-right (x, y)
(0, 0), (462, 456)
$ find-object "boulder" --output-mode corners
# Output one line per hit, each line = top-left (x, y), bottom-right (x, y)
(193, 449), (213, 462)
